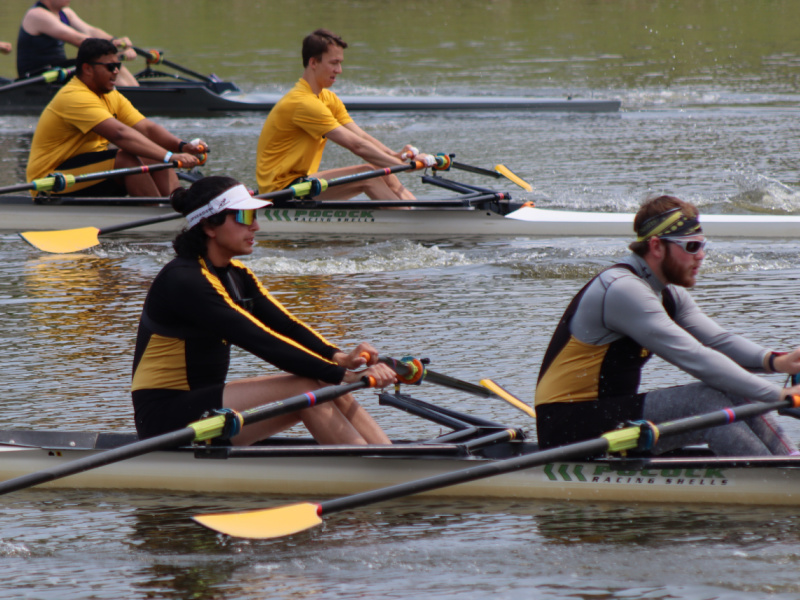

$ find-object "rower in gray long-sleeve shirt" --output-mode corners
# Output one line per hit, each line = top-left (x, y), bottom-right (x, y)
(535, 195), (800, 456)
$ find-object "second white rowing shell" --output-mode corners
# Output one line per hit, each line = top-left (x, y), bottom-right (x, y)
(259, 205), (800, 238)
(4, 203), (800, 239)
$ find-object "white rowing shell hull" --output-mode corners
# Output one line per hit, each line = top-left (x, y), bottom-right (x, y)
(2, 444), (800, 505)
(3, 202), (800, 239)
(259, 206), (800, 238)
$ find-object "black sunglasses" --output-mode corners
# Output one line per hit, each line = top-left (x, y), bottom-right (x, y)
(89, 61), (122, 73)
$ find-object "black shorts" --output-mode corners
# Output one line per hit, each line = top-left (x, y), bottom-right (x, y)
(535, 393), (646, 450)
(132, 385), (225, 439)
(52, 149), (126, 197)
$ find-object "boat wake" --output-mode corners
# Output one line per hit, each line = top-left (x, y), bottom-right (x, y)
(247, 239), (474, 276)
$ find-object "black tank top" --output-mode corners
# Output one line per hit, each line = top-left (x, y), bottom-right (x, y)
(16, 1), (71, 78)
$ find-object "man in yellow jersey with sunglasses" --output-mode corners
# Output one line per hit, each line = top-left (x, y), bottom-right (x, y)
(26, 38), (206, 198)
(535, 194), (800, 456)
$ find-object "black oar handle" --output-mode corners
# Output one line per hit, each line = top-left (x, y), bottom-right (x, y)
(317, 396), (800, 517)
(0, 378), (375, 496)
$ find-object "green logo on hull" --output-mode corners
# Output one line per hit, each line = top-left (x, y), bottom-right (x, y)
(263, 209), (375, 223)
(543, 463), (728, 486)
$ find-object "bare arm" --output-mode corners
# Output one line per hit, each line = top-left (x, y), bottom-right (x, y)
(325, 125), (406, 168)
(343, 122), (399, 156)
(22, 7), (137, 60)
(92, 118), (199, 166)
(22, 7), (88, 47)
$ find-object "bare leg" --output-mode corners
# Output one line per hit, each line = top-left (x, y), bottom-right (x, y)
(333, 395), (391, 444)
(115, 151), (175, 196)
(222, 374), (389, 446)
(116, 65), (140, 87)
(314, 165), (415, 200)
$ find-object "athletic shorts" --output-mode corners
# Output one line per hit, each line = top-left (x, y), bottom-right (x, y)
(51, 149), (126, 196)
(132, 385), (225, 439)
(535, 393), (646, 450)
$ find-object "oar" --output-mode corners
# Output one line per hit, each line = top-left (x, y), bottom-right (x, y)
(255, 157), (447, 201)
(378, 356), (524, 402)
(19, 157), (443, 254)
(1, 161), (189, 196)
(480, 379), (536, 418)
(434, 155), (533, 191)
(0, 67), (74, 93)
(133, 46), (217, 85)
(192, 395), (800, 539)
(0, 377), (377, 497)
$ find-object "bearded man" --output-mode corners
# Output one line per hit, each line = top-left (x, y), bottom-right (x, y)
(534, 194), (800, 456)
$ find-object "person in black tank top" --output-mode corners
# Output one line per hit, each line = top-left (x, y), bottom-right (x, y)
(16, 0), (139, 85)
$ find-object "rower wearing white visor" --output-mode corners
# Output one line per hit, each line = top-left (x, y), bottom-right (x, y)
(535, 194), (800, 456)
(131, 176), (395, 446)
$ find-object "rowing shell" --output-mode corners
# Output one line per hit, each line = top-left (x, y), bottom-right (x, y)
(0, 78), (622, 117)
(1, 427), (799, 505)
(4, 196), (800, 239)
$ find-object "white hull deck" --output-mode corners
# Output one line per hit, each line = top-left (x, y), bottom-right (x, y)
(4, 199), (800, 239)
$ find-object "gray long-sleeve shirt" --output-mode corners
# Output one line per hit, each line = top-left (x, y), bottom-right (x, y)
(569, 253), (779, 401)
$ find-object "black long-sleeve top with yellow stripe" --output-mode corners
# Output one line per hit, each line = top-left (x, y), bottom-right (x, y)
(131, 256), (345, 394)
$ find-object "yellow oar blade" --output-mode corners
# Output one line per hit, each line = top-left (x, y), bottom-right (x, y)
(480, 379), (536, 418)
(494, 164), (533, 191)
(19, 227), (101, 254)
(193, 502), (323, 539)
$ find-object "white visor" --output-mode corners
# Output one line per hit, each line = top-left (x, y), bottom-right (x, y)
(185, 184), (272, 228)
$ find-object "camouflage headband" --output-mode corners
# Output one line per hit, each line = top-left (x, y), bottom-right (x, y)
(635, 207), (702, 241)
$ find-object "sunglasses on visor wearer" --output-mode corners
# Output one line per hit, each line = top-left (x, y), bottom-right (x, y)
(661, 237), (707, 254)
(89, 61), (122, 73)
(226, 209), (257, 225)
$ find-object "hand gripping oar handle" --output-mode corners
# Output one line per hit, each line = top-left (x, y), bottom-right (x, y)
(192, 395), (800, 539)
(0, 377), (376, 496)
(1, 160), (193, 195)
(0, 67), (74, 93)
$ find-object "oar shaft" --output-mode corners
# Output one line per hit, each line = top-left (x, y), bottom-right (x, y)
(98, 212), (182, 235)
(0, 161), (185, 195)
(378, 356), (494, 398)
(133, 47), (214, 83)
(0, 67), (74, 93)
(0, 379), (373, 495)
(450, 161), (502, 178)
(320, 437), (607, 515)
(256, 159), (436, 202)
(0, 428), (195, 496)
(318, 396), (800, 517)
